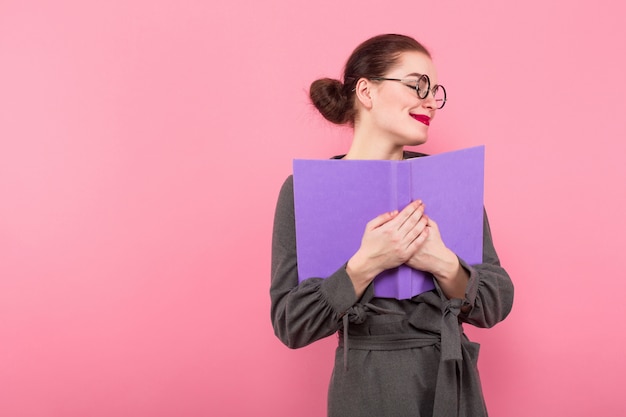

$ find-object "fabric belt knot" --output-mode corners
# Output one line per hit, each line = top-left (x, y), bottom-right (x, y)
(440, 298), (463, 361)
(341, 303), (404, 371)
(433, 297), (464, 417)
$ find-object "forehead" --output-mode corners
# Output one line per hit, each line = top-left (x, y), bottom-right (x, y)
(388, 51), (438, 82)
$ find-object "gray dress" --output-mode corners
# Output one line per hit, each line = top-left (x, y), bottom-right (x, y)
(270, 152), (514, 417)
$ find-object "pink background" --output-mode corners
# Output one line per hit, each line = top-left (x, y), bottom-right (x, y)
(1, 1), (625, 416)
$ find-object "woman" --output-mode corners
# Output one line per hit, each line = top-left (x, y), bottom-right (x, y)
(270, 34), (514, 417)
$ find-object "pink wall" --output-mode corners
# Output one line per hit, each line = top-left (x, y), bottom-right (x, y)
(1, 1), (625, 416)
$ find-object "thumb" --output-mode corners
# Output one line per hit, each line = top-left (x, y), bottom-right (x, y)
(425, 216), (440, 234)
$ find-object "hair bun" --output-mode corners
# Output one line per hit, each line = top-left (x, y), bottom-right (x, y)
(309, 78), (352, 125)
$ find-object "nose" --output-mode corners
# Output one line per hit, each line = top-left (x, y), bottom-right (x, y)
(422, 90), (436, 109)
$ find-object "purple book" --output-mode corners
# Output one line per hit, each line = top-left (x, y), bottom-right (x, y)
(293, 146), (485, 300)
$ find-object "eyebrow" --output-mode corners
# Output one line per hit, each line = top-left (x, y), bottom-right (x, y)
(405, 72), (439, 86)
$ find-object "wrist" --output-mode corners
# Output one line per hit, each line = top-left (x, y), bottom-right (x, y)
(432, 250), (469, 300)
(346, 251), (380, 286)
(431, 249), (462, 281)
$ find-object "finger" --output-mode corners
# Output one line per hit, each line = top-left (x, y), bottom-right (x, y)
(409, 224), (430, 249)
(398, 205), (426, 240)
(403, 215), (429, 248)
(394, 200), (424, 230)
(366, 209), (399, 231)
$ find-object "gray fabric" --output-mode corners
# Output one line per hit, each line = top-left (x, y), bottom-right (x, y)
(270, 153), (514, 417)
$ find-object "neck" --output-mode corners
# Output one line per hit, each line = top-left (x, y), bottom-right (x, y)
(344, 126), (405, 161)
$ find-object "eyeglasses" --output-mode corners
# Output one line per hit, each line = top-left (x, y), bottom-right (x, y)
(370, 74), (447, 109)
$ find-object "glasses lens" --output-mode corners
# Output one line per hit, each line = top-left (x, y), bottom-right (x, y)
(433, 85), (446, 109)
(417, 75), (430, 99)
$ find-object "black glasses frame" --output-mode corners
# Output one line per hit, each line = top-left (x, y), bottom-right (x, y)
(370, 75), (447, 109)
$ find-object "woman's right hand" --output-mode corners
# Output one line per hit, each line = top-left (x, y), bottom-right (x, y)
(346, 200), (429, 297)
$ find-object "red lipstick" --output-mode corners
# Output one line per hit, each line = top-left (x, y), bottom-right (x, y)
(411, 114), (430, 126)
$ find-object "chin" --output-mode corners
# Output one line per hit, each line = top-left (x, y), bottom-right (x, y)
(406, 136), (428, 147)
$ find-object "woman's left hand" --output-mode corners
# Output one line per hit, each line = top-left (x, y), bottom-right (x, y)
(406, 216), (469, 299)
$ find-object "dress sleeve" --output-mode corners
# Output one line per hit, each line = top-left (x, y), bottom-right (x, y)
(270, 176), (362, 349)
(457, 210), (514, 328)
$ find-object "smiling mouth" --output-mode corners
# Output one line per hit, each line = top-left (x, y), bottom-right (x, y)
(411, 114), (430, 126)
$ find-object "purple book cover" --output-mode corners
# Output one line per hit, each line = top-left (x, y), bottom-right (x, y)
(292, 146), (485, 300)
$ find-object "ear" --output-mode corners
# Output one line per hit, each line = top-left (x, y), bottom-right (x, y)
(354, 77), (374, 110)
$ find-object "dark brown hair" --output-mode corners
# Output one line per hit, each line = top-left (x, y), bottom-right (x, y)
(309, 34), (431, 125)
